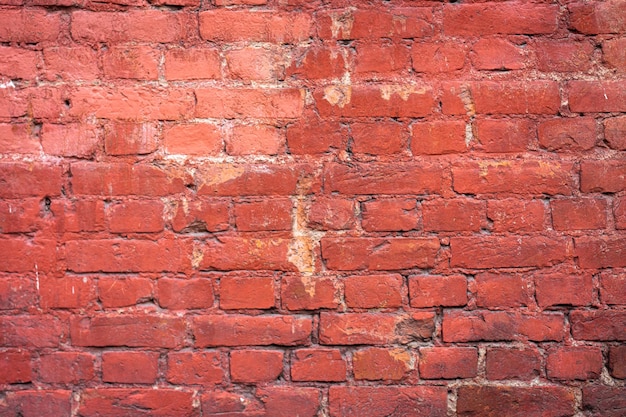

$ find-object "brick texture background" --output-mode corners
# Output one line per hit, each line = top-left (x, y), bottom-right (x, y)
(0, 0), (625, 415)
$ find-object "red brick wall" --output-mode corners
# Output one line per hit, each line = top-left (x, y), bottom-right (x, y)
(1, 0), (625, 415)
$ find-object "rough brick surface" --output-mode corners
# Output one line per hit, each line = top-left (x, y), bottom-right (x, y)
(0, 1), (623, 416)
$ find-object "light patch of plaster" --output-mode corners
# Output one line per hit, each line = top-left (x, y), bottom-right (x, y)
(459, 86), (476, 116)
(191, 243), (204, 269)
(478, 160), (512, 177)
(389, 348), (414, 370)
(330, 9), (354, 38)
(380, 85), (426, 101)
(197, 165), (245, 186)
(323, 84), (352, 108)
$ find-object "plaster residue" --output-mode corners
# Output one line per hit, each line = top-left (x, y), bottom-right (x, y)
(380, 85), (427, 101)
(191, 243), (204, 269)
(389, 348), (414, 370)
(323, 84), (352, 108)
(196, 165), (245, 187)
(459, 85), (476, 116)
(330, 9), (354, 38)
(478, 160), (512, 177)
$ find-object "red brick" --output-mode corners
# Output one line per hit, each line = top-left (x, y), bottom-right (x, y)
(200, 237), (293, 271)
(200, 10), (312, 43)
(475, 273), (530, 308)
(107, 200), (164, 233)
(603, 38), (626, 71)
(226, 47), (285, 81)
(41, 123), (99, 157)
(355, 43), (409, 75)
(70, 314), (186, 348)
(412, 43), (466, 73)
(485, 347), (541, 380)
(451, 236), (568, 268)
(231, 350), (284, 383)
(165, 47), (221, 80)
(317, 8), (433, 39)
(0, 10), (62, 43)
(170, 198), (229, 233)
(535, 272), (593, 308)
(471, 38), (526, 70)
(409, 275), (467, 308)
(104, 121), (158, 156)
(538, 117), (597, 151)
(353, 347), (412, 381)
(228, 124), (285, 156)
(0, 163), (63, 198)
(281, 275), (339, 310)
(102, 351), (159, 384)
(0, 123), (40, 154)
(56, 200), (105, 233)
(5, 391), (71, 417)
(219, 276), (275, 309)
(583, 387), (626, 417)
(71, 162), (189, 197)
(423, 198), (485, 232)
(287, 46), (347, 80)
(70, 86), (194, 120)
(0, 276), (37, 310)
(535, 40), (594, 72)
(200, 391), (264, 416)
(569, 81), (626, 112)
(195, 88), (304, 119)
(164, 123), (222, 156)
(322, 237), (439, 271)
(552, 198), (607, 230)
(78, 389), (195, 417)
(98, 277), (153, 308)
(362, 199), (419, 232)
(614, 196), (626, 229)
(39, 275), (96, 309)
(457, 386), (575, 417)
(473, 81), (561, 114)
(605, 116), (626, 150)
(581, 160), (626, 193)
(319, 312), (434, 345)
(600, 272), (626, 305)
(291, 348), (346, 382)
(350, 121), (405, 155)
(0, 47), (38, 80)
(487, 199), (546, 232)
(39, 352), (95, 384)
(609, 346), (626, 379)
(547, 347), (602, 380)
(419, 347), (477, 379)
(71, 11), (187, 43)
(103, 45), (159, 80)
(0, 316), (63, 348)
(443, 311), (565, 342)
(287, 118), (345, 155)
(0, 350), (31, 383)
(157, 277), (214, 310)
(325, 162), (443, 195)
(166, 351), (223, 385)
(474, 118), (534, 153)
(575, 237), (626, 268)
(0, 238), (56, 272)
(452, 160), (575, 195)
(315, 85), (435, 118)
(569, 0), (626, 34)
(0, 88), (28, 119)
(66, 239), (190, 273)
(308, 197), (355, 230)
(43, 46), (99, 81)
(444, 3), (558, 35)
(344, 274), (403, 309)
(256, 387), (319, 417)
(329, 386), (447, 417)
(411, 120), (467, 155)
(571, 310), (626, 341)
(193, 315), (311, 347)
(0, 198), (41, 234)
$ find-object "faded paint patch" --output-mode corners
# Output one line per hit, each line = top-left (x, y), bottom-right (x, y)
(380, 85), (427, 101)
(323, 84), (352, 108)
(330, 9), (354, 38)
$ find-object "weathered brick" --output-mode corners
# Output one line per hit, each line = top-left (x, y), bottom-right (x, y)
(166, 351), (223, 385)
(4, 391), (71, 417)
(350, 121), (405, 155)
(353, 347), (412, 381)
(546, 347), (603, 380)
(569, 81), (626, 112)
(308, 197), (355, 231)
(39, 275), (96, 309)
(98, 277), (153, 308)
(471, 38), (526, 70)
(104, 121), (158, 156)
(475, 273), (530, 308)
(281, 275), (339, 310)
(291, 348), (346, 382)
(487, 199), (546, 232)
(535, 40), (594, 72)
(474, 118), (534, 153)
(0, 350), (31, 384)
(0, 10), (62, 43)
(344, 274), (403, 309)
(609, 345), (626, 379)
(361, 199), (419, 232)
(571, 310), (626, 341)
(604, 116), (626, 150)
(575, 237), (626, 268)
(0, 316), (64, 348)
(569, 0), (626, 34)
(535, 272), (593, 308)
(107, 200), (164, 233)
(193, 315), (311, 346)
(599, 271), (626, 305)
(538, 117), (597, 151)
(165, 47), (221, 80)
(219, 276), (275, 309)
(408, 275), (467, 308)
(231, 350), (283, 383)
(103, 45), (159, 80)
(319, 312), (434, 345)
(196, 88), (304, 119)
(485, 347), (541, 380)
(583, 387), (626, 417)
(102, 351), (159, 384)
(38, 352), (95, 384)
(411, 120), (467, 155)
(419, 347), (477, 379)
(422, 198), (485, 232)
(78, 389), (195, 417)
(603, 38), (626, 71)
(412, 43), (466, 73)
(443, 311), (565, 342)
(0, 276), (37, 310)
(226, 47), (285, 81)
(580, 160), (626, 193)
(157, 278), (214, 310)
(355, 43), (410, 75)
(0, 163), (63, 198)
